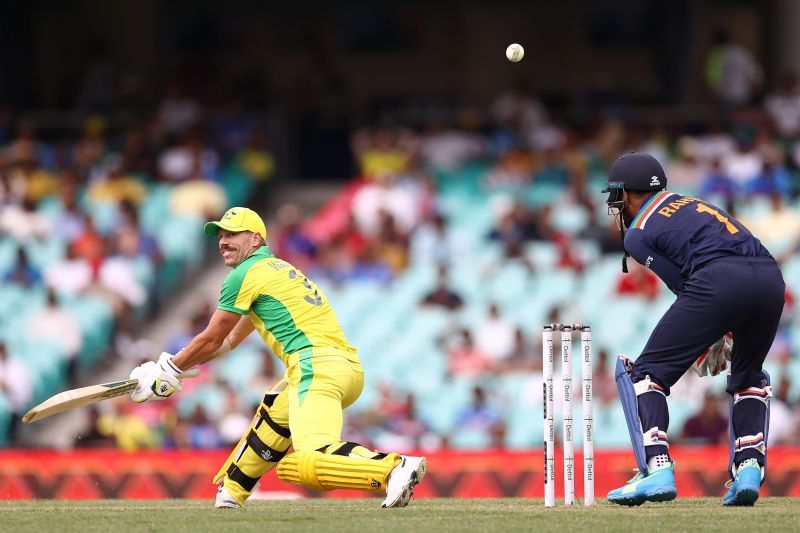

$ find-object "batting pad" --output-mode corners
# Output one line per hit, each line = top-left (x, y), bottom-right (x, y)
(277, 447), (400, 492)
(213, 394), (292, 505)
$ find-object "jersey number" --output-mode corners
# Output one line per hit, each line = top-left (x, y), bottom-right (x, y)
(696, 204), (739, 235)
(288, 270), (323, 306)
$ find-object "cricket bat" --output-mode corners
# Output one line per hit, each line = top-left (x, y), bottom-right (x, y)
(21, 379), (139, 424)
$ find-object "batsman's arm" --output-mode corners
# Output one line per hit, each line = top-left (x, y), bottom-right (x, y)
(228, 315), (256, 349)
(171, 308), (242, 371)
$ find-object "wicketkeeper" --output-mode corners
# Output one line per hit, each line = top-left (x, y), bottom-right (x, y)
(128, 207), (426, 508)
(602, 153), (784, 506)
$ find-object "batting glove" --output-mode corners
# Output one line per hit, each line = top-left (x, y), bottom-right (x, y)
(130, 352), (185, 403)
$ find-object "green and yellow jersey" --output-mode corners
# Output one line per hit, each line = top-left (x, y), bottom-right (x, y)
(218, 246), (355, 365)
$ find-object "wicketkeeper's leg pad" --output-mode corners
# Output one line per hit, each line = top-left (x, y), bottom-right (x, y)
(276, 441), (400, 492)
(728, 370), (771, 483)
(213, 390), (292, 505)
(616, 356), (671, 476)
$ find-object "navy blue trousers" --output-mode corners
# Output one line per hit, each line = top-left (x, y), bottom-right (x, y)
(632, 257), (785, 392)
(631, 257), (784, 463)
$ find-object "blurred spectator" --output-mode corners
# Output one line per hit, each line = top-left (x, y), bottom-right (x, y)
(185, 406), (224, 449)
(168, 306), (212, 355)
(411, 213), (468, 267)
(380, 393), (434, 452)
(769, 375), (797, 444)
(446, 329), (491, 377)
(98, 240), (147, 309)
(420, 265), (463, 310)
(351, 127), (412, 181)
(724, 137), (762, 187)
(666, 139), (705, 191)
(504, 328), (536, 373)
(473, 303), (515, 364)
(52, 190), (88, 244)
(86, 161), (148, 205)
(44, 245), (93, 296)
(534, 147), (570, 185)
(333, 214), (369, 261)
(680, 393), (728, 444)
(419, 118), (483, 171)
(71, 214), (105, 273)
(212, 99), (261, 157)
(350, 243), (394, 286)
(484, 145), (534, 190)
(746, 159), (793, 197)
(700, 157), (738, 203)
(488, 202), (541, 245)
(159, 134), (220, 182)
(765, 72), (800, 139)
(25, 288), (82, 380)
(158, 84), (201, 135)
(0, 200), (52, 243)
(235, 131), (275, 183)
(217, 388), (252, 447)
(0, 197), (51, 240)
(74, 406), (116, 448)
(351, 177), (420, 236)
(615, 261), (660, 301)
(374, 212), (410, 273)
(4, 247), (42, 288)
(455, 386), (505, 447)
(272, 203), (316, 271)
(0, 342), (33, 441)
(115, 201), (161, 264)
(741, 194), (800, 250)
(705, 29), (763, 107)
(592, 350), (617, 407)
(169, 178), (227, 218)
(97, 399), (160, 451)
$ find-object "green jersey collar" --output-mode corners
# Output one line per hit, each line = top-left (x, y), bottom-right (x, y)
(236, 245), (273, 267)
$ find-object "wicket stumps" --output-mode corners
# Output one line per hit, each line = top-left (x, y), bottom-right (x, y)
(543, 323), (594, 507)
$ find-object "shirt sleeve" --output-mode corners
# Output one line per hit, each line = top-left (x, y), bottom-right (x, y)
(218, 268), (251, 315)
(624, 229), (686, 294)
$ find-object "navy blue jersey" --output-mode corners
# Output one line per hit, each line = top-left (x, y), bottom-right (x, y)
(624, 191), (772, 293)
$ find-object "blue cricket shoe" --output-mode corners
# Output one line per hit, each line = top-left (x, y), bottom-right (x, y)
(607, 462), (677, 506)
(723, 459), (762, 506)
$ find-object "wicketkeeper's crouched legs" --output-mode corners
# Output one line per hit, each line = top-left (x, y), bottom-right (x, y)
(213, 387), (292, 506)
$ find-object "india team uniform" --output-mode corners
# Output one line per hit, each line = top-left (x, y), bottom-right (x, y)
(213, 245), (400, 504)
(623, 191), (784, 471)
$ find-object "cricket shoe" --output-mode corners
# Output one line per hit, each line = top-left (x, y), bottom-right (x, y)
(215, 485), (242, 509)
(607, 462), (677, 506)
(381, 456), (427, 509)
(723, 459), (762, 506)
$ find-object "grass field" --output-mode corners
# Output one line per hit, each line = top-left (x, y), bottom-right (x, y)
(2, 498), (799, 532)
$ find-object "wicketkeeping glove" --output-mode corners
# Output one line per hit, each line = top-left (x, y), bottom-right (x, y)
(130, 352), (186, 403)
(691, 332), (733, 377)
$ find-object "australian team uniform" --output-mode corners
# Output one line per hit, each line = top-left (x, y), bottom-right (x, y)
(624, 191), (784, 470)
(213, 246), (400, 505)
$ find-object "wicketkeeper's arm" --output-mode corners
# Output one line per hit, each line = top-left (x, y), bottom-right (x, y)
(171, 308), (242, 371)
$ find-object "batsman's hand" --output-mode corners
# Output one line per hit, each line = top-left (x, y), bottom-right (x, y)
(691, 332), (733, 377)
(130, 352), (186, 403)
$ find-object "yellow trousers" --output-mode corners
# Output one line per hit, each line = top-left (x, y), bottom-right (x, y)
(215, 347), (399, 504)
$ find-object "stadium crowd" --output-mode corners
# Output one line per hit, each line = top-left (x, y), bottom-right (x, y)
(4, 70), (800, 451)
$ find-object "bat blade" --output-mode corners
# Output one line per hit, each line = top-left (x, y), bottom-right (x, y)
(22, 379), (139, 424)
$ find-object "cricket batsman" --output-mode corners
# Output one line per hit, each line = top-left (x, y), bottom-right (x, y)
(128, 207), (426, 508)
(602, 153), (784, 506)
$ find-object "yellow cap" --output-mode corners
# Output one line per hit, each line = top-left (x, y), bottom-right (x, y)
(204, 207), (267, 239)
